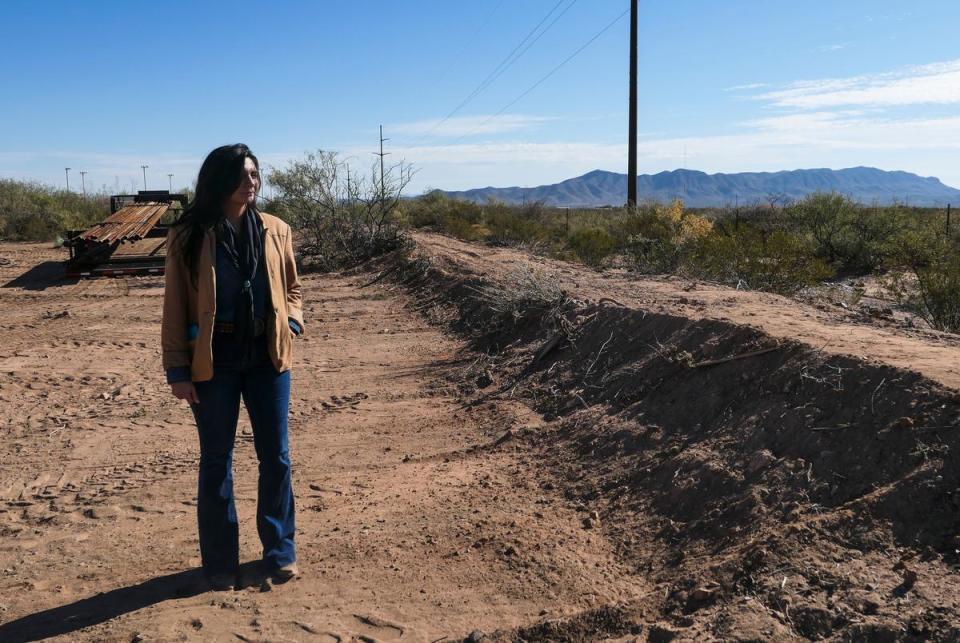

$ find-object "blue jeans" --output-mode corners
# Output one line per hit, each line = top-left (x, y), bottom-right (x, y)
(190, 332), (296, 575)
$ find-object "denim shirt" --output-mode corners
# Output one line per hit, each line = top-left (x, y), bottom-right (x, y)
(214, 239), (269, 324)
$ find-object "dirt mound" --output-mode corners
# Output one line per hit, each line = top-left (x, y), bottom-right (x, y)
(393, 236), (960, 641)
(478, 605), (643, 642)
(412, 231), (960, 391)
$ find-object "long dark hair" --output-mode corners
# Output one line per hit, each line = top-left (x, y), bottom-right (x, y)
(172, 144), (260, 284)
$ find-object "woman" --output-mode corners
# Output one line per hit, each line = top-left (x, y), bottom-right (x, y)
(161, 144), (304, 590)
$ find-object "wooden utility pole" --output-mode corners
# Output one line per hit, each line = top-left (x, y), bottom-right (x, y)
(80, 171), (87, 197)
(627, 0), (638, 208)
(947, 203), (952, 235)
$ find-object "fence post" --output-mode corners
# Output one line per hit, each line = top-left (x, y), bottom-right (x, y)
(947, 203), (952, 236)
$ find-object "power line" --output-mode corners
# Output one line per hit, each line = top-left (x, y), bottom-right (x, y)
(458, 0), (580, 121)
(453, 7), (630, 143)
(414, 0), (571, 142)
(495, 0), (580, 88)
(464, 0), (578, 115)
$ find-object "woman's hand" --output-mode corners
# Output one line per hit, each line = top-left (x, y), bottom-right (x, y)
(171, 381), (200, 404)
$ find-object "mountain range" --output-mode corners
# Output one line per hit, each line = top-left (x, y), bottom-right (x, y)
(440, 167), (960, 208)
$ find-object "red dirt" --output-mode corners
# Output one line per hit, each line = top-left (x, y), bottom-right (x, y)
(412, 232), (960, 391)
(0, 234), (958, 641)
(399, 232), (960, 641)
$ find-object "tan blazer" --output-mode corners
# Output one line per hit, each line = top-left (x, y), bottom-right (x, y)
(161, 212), (304, 382)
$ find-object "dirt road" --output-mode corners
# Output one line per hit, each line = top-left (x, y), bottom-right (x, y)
(3, 237), (960, 642)
(0, 243), (647, 642)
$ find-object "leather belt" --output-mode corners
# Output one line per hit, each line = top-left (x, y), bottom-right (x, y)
(213, 318), (266, 336)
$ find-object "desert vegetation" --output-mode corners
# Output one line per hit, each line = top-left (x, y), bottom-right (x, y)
(0, 179), (110, 242)
(5, 159), (959, 331)
(402, 191), (960, 331)
(265, 151), (413, 271)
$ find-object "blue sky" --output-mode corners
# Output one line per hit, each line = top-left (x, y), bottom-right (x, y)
(3, 0), (960, 194)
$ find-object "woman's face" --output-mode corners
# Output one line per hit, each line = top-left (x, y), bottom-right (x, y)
(226, 156), (260, 209)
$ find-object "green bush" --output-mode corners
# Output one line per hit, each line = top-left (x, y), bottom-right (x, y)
(615, 201), (712, 273)
(686, 226), (833, 294)
(913, 253), (960, 332)
(567, 227), (616, 267)
(887, 223), (960, 331)
(787, 193), (905, 274)
(404, 190), (483, 229)
(0, 179), (109, 241)
(483, 201), (549, 247)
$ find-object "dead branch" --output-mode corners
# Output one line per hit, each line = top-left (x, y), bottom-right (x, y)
(690, 344), (783, 368)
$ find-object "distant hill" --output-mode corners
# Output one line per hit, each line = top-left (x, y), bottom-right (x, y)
(440, 167), (960, 208)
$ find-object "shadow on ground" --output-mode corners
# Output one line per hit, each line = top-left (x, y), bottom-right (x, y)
(2, 261), (78, 290)
(0, 564), (270, 642)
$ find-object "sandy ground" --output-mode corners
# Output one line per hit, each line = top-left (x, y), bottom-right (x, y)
(0, 242), (647, 642)
(2, 235), (959, 641)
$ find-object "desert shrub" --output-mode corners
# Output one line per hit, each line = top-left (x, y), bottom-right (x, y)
(886, 224), (960, 331)
(404, 190), (483, 233)
(268, 150), (412, 270)
(567, 227), (616, 267)
(787, 193), (905, 274)
(470, 266), (571, 331)
(686, 226), (833, 294)
(439, 215), (485, 242)
(0, 179), (109, 241)
(912, 255), (960, 332)
(483, 201), (549, 247)
(616, 201), (713, 273)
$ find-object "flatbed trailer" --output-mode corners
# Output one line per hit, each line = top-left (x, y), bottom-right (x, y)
(64, 191), (186, 278)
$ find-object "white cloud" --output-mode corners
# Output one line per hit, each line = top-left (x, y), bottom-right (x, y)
(380, 110), (960, 192)
(817, 43), (850, 53)
(758, 59), (960, 108)
(393, 141), (622, 165)
(724, 83), (768, 92)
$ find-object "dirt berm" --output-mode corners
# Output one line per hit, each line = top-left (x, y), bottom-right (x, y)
(391, 232), (960, 641)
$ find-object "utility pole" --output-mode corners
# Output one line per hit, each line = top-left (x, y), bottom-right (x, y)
(80, 171), (87, 197)
(626, 0), (638, 208)
(65, 167), (71, 191)
(947, 203), (952, 236)
(141, 164), (149, 190)
(374, 125), (390, 201)
(167, 173), (173, 192)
